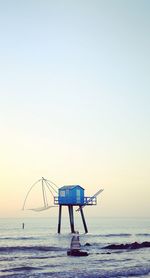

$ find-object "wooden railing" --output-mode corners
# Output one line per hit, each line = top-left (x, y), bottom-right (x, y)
(84, 196), (97, 205)
(54, 196), (58, 205)
(54, 196), (97, 205)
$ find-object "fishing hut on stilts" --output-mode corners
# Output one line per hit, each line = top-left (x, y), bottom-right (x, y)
(22, 177), (103, 234)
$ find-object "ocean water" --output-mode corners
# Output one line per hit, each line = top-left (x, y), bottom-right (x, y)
(0, 217), (150, 278)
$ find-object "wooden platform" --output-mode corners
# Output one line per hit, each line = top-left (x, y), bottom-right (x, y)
(54, 196), (97, 205)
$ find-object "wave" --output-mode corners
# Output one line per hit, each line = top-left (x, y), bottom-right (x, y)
(87, 233), (150, 238)
(27, 254), (63, 259)
(0, 245), (66, 253)
(25, 266), (150, 278)
(86, 233), (132, 238)
(101, 233), (131, 237)
(2, 266), (41, 273)
(103, 233), (150, 237)
(136, 233), (150, 236)
(103, 266), (150, 278)
(0, 256), (16, 262)
(87, 266), (150, 278)
(0, 236), (38, 241)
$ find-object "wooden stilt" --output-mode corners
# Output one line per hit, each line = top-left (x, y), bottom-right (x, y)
(70, 205), (75, 233)
(68, 205), (75, 233)
(58, 205), (62, 233)
(79, 206), (88, 233)
(68, 205), (72, 232)
(58, 204), (88, 233)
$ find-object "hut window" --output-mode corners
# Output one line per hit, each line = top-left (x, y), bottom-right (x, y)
(60, 190), (65, 197)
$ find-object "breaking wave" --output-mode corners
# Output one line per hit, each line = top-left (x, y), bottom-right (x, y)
(0, 245), (66, 253)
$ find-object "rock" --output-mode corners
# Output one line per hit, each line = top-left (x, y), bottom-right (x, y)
(84, 243), (91, 246)
(103, 241), (150, 250)
(67, 249), (89, 256)
(101, 252), (111, 254)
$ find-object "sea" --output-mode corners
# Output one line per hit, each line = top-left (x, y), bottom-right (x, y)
(0, 217), (150, 278)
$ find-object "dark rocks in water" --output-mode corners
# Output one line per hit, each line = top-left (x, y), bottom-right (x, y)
(101, 252), (111, 254)
(67, 249), (89, 256)
(84, 243), (91, 246)
(103, 241), (150, 250)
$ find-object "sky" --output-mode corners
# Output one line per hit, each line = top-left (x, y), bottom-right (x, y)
(0, 0), (150, 218)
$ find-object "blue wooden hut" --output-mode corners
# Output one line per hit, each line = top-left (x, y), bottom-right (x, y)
(58, 185), (84, 205)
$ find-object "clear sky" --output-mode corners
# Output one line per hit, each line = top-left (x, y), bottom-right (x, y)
(0, 0), (150, 218)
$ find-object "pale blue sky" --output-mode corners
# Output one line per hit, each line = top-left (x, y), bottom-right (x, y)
(0, 0), (150, 217)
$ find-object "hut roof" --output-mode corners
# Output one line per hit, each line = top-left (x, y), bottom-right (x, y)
(59, 185), (84, 190)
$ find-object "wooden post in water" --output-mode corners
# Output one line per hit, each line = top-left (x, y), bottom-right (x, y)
(79, 206), (88, 233)
(58, 205), (62, 233)
(68, 205), (75, 233)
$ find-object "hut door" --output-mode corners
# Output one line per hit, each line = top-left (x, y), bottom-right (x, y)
(76, 189), (81, 203)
